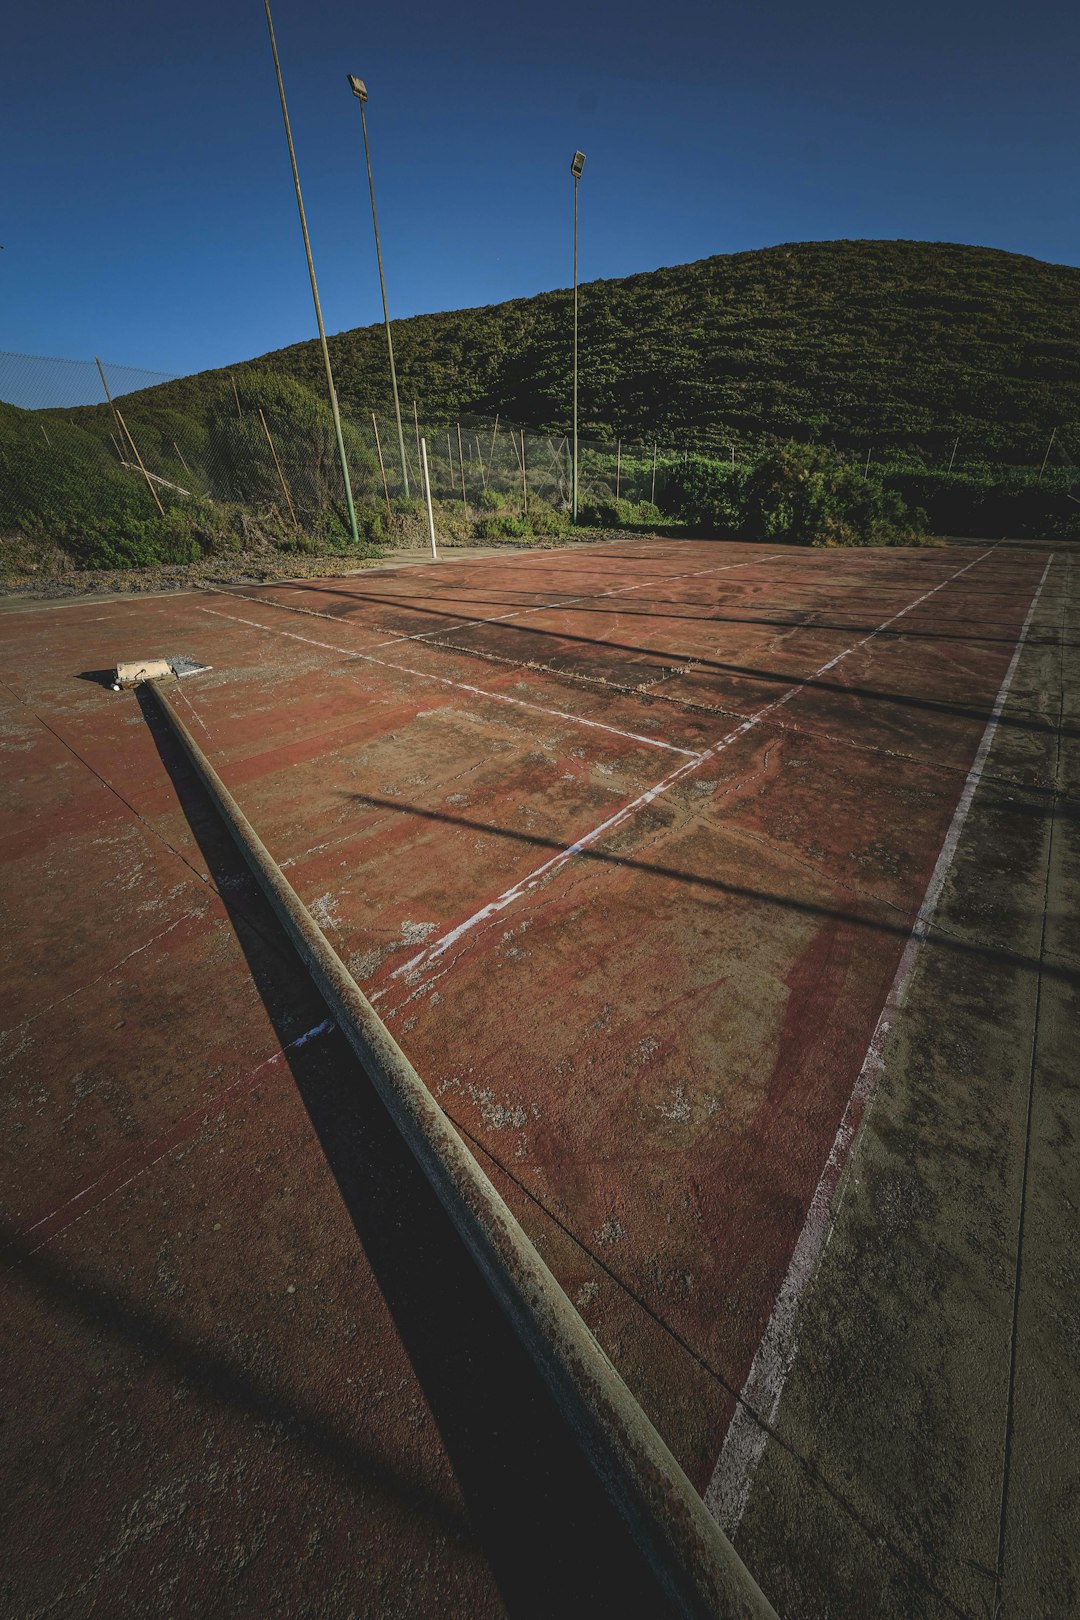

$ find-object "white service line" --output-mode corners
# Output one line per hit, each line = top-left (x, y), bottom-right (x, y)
(199, 606), (702, 758)
(704, 553), (1054, 1539)
(217, 548), (785, 653)
(389, 545), (1002, 985)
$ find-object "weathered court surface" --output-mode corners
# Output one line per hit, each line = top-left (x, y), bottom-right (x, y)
(2, 535), (1077, 1617)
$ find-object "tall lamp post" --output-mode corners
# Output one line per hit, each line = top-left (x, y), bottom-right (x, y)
(263, 0), (359, 546)
(348, 75), (409, 500)
(571, 150), (585, 523)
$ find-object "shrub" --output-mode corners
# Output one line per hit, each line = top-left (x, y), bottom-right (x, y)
(577, 495), (661, 528)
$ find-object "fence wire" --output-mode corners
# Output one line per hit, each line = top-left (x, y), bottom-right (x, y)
(1, 349), (1078, 563)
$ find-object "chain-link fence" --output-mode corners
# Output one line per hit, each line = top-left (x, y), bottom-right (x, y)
(2, 349), (1078, 568)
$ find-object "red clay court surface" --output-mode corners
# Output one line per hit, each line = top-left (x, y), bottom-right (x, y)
(0, 535), (1060, 1614)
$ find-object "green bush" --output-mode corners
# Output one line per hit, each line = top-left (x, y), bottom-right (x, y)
(742, 444), (925, 546)
(662, 444), (926, 546)
(475, 513), (534, 540)
(880, 467), (1080, 538)
(577, 496), (662, 528)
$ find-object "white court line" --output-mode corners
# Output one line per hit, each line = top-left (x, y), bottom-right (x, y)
(18, 1019), (335, 1252)
(704, 553), (1054, 1539)
(215, 548), (784, 653)
(199, 607), (702, 758)
(389, 545), (1001, 985)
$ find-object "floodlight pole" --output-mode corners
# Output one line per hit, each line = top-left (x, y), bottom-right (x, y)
(571, 150), (585, 523)
(264, 0), (359, 547)
(349, 76), (410, 499)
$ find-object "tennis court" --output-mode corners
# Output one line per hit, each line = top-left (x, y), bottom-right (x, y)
(1, 532), (1067, 1616)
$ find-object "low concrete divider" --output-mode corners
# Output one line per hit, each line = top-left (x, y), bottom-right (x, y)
(149, 677), (777, 1620)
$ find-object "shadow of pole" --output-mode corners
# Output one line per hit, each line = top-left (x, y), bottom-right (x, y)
(133, 687), (678, 1619)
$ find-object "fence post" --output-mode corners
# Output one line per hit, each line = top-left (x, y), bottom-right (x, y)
(457, 421), (469, 516)
(615, 439), (621, 500)
(651, 442), (657, 505)
(420, 437), (438, 559)
(521, 429), (528, 515)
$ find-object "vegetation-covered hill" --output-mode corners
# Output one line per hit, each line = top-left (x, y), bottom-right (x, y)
(140, 238), (1080, 460)
(5, 238), (1079, 575)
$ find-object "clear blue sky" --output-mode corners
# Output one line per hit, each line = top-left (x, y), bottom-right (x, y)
(3, 0), (1079, 392)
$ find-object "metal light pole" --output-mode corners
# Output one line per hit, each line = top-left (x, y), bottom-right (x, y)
(264, 0), (359, 546)
(571, 150), (585, 523)
(348, 76), (410, 500)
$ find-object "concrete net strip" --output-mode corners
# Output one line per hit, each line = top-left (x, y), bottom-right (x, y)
(145, 678), (777, 1620)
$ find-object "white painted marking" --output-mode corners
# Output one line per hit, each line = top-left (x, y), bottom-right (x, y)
(704, 554), (1054, 1538)
(390, 546), (1002, 984)
(217, 548), (784, 653)
(199, 607), (702, 757)
(20, 1019), (335, 1250)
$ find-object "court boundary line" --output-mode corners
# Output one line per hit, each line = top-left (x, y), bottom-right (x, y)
(389, 545), (1000, 988)
(704, 553), (1054, 1538)
(207, 547), (785, 655)
(199, 606), (705, 758)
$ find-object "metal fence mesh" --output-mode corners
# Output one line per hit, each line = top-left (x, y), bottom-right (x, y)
(2, 349), (1078, 564)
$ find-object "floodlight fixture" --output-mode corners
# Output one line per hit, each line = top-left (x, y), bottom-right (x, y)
(349, 73), (409, 497)
(571, 150), (585, 178)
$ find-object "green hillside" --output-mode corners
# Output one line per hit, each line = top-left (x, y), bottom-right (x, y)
(4, 238), (1080, 573)
(144, 238), (1080, 460)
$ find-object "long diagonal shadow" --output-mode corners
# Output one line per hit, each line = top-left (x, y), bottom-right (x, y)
(216, 580), (1076, 740)
(119, 688), (679, 1618)
(247, 575), (1053, 649)
(343, 793), (1079, 990)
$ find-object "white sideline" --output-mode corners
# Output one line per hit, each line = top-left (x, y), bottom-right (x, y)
(704, 553), (1054, 1538)
(390, 545), (1001, 984)
(200, 605), (702, 757)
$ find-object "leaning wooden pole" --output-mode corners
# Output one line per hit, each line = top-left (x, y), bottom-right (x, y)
(258, 407), (298, 529)
(114, 405), (165, 517)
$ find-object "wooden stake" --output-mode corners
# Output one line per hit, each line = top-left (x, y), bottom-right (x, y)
(947, 437), (959, 474)
(476, 436), (488, 490)
(173, 440), (192, 477)
(40, 423), (52, 447)
(521, 430), (528, 515)
(259, 406), (298, 528)
(371, 411), (393, 519)
(115, 407), (165, 516)
(230, 374), (243, 420)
